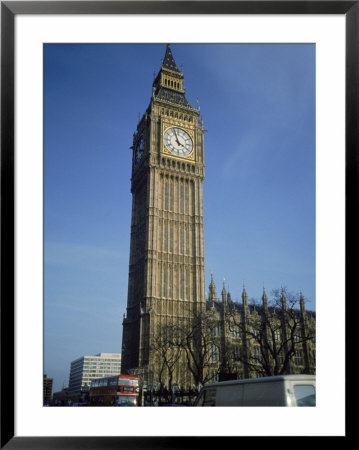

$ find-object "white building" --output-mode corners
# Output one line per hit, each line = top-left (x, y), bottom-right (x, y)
(68, 353), (121, 393)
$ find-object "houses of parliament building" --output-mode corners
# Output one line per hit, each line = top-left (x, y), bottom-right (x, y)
(121, 45), (316, 389)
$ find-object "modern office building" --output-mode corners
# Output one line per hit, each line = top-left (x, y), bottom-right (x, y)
(68, 352), (121, 394)
(43, 374), (53, 404)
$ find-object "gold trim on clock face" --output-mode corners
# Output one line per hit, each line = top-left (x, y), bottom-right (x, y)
(164, 127), (193, 157)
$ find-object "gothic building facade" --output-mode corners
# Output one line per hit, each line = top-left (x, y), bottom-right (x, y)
(205, 276), (316, 384)
(121, 45), (315, 389)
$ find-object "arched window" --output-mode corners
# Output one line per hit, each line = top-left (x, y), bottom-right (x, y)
(185, 267), (190, 299)
(184, 226), (189, 255)
(163, 265), (167, 297)
(163, 179), (169, 210)
(179, 183), (184, 214)
(179, 266), (184, 299)
(179, 225), (184, 254)
(163, 222), (168, 252)
(210, 345), (219, 363)
(169, 222), (173, 253)
(230, 325), (241, 338)
(274, 330), (281, 341)
(232, 346), (241, 362)
(169, 181), (174, 211)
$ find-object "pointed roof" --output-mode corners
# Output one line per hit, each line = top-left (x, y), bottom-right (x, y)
(262, 287), (268, 302)
(280, 288), (287, 309)
(221, 279), (228, 307)
(150, 44), (196, 110)
(242, 284), (248, 301)
(209, 273), (216, 291)
(162, 44), (181, 73)
(221, 277), (227, 293)
(208, 273), (217, 305)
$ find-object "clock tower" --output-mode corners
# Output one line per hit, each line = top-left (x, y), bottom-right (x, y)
(121, 45), (206, 386)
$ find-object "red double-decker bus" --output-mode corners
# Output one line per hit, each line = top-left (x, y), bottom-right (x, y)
(89, 374), (139, 406)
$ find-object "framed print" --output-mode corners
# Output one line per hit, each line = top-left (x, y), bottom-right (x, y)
(1, 1), (353, 447)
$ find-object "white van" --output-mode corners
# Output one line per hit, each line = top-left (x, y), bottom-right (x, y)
(194, 374), (315, 407)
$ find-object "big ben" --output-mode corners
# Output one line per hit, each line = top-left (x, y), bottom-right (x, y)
(121, 45), (206, 386)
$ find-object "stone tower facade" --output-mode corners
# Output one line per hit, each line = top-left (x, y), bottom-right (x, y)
(121, 45), (206, 386)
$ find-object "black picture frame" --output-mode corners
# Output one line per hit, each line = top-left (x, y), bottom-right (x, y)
(1, 1), (352, 448)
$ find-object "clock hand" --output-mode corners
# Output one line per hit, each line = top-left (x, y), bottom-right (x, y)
(173, 132), (180, 145)
(173, 129), (183, 147)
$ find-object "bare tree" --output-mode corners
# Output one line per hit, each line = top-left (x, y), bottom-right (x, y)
(150, 288), (315, 389)
(171, 308), (220, 387)
(225, 288), (315, 377)
(151, 322), (183, 389)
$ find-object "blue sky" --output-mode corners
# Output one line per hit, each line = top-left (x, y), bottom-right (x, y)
(44, 43), (315, 392)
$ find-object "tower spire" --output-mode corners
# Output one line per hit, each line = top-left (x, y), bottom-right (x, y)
(208, 273), (217, 306)
(262, 286), (269, 316)
(280, 288), (287, 310)
(221, 277), (227, 296)
(300, 291), (306, 313)
(262, 286), (268, 303)
(151, 44), (195, 109)
(161, 44), (181, 73)
(242, 284), (248, 306)
(221, 278), (228, 309)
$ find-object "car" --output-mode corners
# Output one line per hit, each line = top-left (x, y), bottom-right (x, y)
(194, 374), (316, 407)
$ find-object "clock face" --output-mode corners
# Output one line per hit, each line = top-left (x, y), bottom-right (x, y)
(164, 127), (193, 157)
(135, 134), (144, 165)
